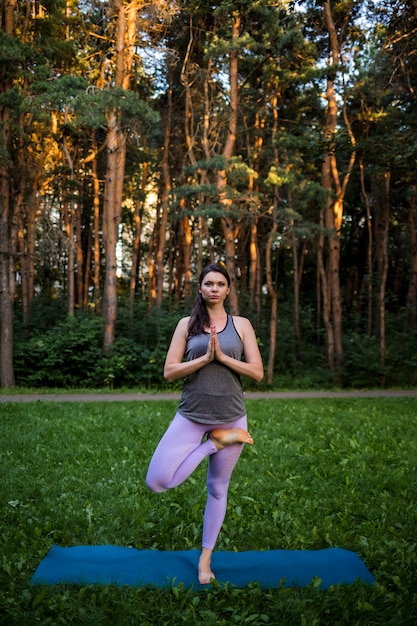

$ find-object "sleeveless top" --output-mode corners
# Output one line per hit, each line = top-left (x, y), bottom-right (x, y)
(177, 315), (246, 424)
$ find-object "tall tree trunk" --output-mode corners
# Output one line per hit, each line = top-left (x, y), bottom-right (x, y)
(148, 200), (158, 307)
(62, 136), (76, 316)
(91, 142), (101, 311)
(320, 0), (356, 380)
(102, 107), (126, 350)
(75, 203), (83, 309)
(0, 164), (15, 387)
(155, 67), (173, 308)
(360, 158), (373, 336)
(15, 129), (35, 328)
(0, 0), (17, 387)
(129, 194), (144, 315)
(266, 207), (278, 385)
(63, 198), (75, 317)
(129, 134), (148, 315)
(102, 0), (137, 349)
(180, 29), (199, 300)
(245, 107), (263, 310)
(83, 224), (92, 311)
(404, 190), (417, 331)
(291, 220), (301, 362)
(179, 210), (192, 299)
(317, 207), (334, 367)
(265, 89), (280, 385)
(249, 219), (258, 309)
(374, 171), (390, 377)
(218, 12), (240, 315)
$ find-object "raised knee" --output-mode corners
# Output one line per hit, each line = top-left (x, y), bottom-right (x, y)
(146, 476), (167, 493)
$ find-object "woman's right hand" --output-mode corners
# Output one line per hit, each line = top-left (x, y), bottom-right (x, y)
(205, 325), (216, 362)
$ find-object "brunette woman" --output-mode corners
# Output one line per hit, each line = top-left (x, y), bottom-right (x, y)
(146, 263), (263, 584)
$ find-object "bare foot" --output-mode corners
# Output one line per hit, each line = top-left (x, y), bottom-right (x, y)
(210, 428), (254, 451)
(198, 552), (216, 585)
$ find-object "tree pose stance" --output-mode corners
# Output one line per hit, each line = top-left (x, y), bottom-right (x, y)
(146, 263), (263, 584)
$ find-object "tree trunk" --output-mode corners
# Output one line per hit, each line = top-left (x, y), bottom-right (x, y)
(129, 196), (144, 315)
(15, 129), (34, 327)
(218, 12), (240, 315)
(320, 0), (356, 380)
(180, 30), (200, 300)
(155, 68), (173, 308)
(0, 164), (15, 387)
(374, 171), (390, 376)
(179, 211), (192, 299)
(265, 209), (278, 385)
(92, 142), (101, 310)
(404, 190), (417, 331)
(83, 224), (92, 311)
(317, 207), (335, 367)
(360, 158), (373, 336)
(0, 0), (17, 387)
(247, 218), (260, 312)
(291, 223), (301, 362)
(62, 136), (76, 316)
(102, 108), (126, 351)
(75, 203), (83, 309)
(102, 0), (137, 349)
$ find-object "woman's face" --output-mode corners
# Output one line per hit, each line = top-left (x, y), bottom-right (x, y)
(199, 271), (230, 304)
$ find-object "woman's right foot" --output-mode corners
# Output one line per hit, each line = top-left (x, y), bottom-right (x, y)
(210, 428), (254, 451)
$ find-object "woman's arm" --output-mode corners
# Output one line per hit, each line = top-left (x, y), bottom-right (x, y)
(214, 317), (264, 382)
(163, 317), (215, 382)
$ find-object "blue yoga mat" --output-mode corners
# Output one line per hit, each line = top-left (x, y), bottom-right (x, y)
(31, 545), (374, 589)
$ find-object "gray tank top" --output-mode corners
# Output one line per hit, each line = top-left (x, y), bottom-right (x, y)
(177, 315), (246, 424)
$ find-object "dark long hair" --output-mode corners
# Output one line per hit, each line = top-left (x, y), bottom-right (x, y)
(187, 263), (231, 337)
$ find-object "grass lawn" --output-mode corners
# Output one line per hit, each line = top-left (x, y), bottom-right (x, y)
(1, 397), (416, 625)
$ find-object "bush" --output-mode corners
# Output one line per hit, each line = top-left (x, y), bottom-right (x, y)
(12, 299), (417, 390)
(13, 307), (182, 389)
(14, 315), (104, 387)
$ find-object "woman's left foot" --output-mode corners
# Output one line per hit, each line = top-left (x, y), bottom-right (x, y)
(210, 428), (254, 451)
(198, 554), (216, 585)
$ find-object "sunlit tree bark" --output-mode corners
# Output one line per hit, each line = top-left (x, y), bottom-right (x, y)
(102, 0), (137, 351)
(319, 0), (357, 380)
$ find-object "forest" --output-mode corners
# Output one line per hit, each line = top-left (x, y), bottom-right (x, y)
(1, 0), (417, 390)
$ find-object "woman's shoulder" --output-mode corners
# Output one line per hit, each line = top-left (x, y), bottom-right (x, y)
(231, 314), (252, 326)
(169, 316), (191, 345)
(230, 315), (254, 336)
(176, 316), (191, 330)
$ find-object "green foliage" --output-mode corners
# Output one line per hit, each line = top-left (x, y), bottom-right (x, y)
(12, 297), (417, 390)
(73, 88), (160, 130)
(13, 307), (182, 389)
(1, 397), (417, 624)
(13, 316), (104, 388)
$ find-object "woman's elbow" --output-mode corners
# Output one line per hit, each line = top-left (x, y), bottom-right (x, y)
(251, 365), (264, 383)
(163, 366), (178, 383)
(255, 370), (264, 383)
(164, 371), (174, 383)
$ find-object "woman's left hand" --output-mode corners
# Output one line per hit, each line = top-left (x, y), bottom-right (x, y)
(211, 325), (226, 362)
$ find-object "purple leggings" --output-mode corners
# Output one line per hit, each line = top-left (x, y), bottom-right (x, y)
(146, 412), (247, 550)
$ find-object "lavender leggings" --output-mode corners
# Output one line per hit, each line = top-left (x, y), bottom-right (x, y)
(146, 412), (247, 550)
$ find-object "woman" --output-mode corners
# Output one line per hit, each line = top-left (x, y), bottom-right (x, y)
(146, 263), (264, 584)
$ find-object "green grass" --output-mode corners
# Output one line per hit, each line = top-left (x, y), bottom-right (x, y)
(1, 398), (417, 625)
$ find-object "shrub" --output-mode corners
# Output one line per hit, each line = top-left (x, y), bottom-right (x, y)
(14, 315), (103, 387)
